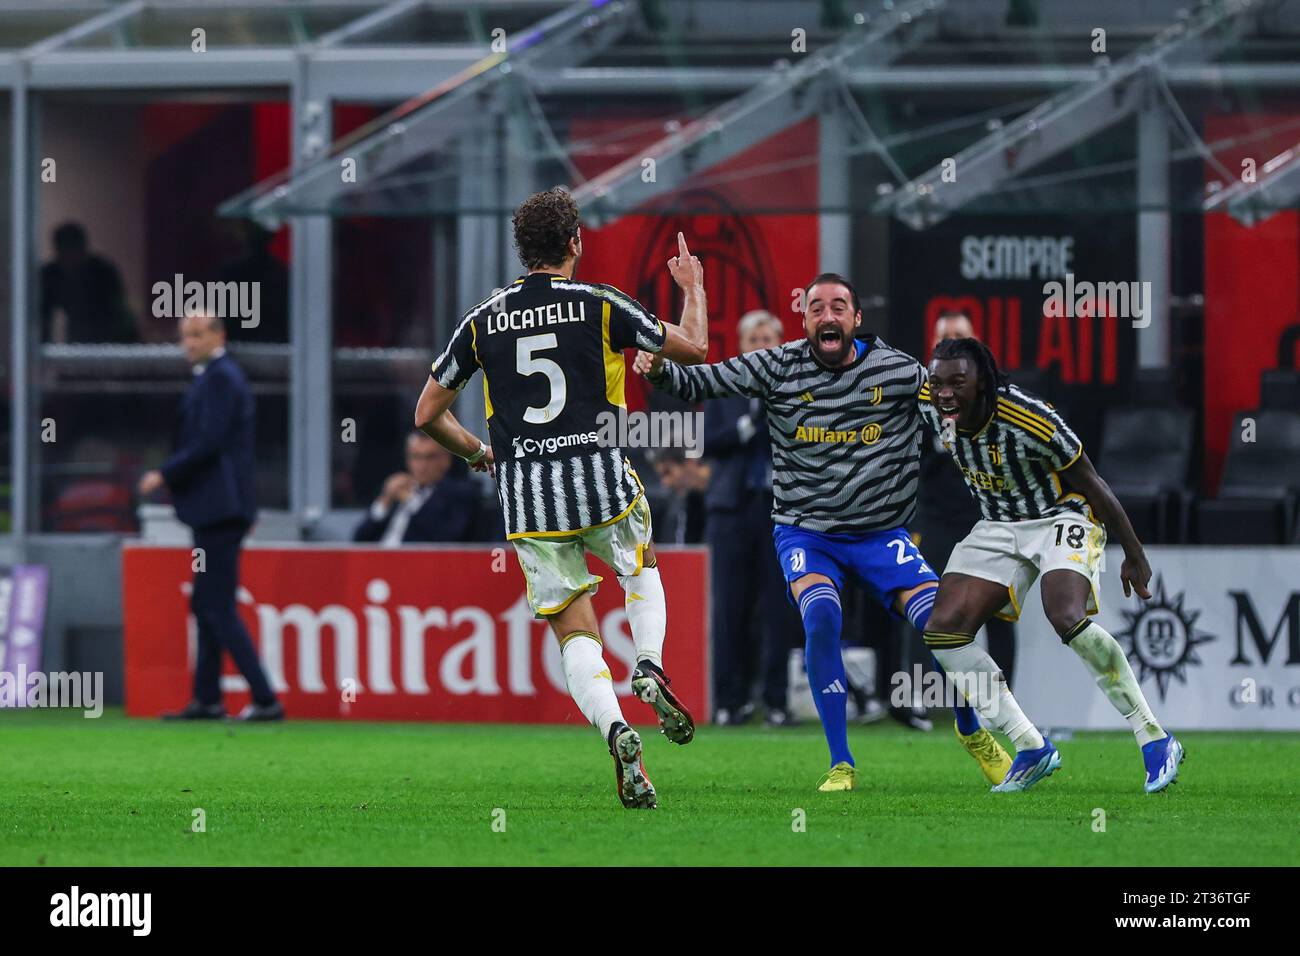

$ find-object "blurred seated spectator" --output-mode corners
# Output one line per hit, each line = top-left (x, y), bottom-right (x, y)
(47, 479), (136, 533)
(45, 437), (138, 532)
(353, 431), (479, 546)
(650, 448), (709, 545)
(40, 221), (138, 344)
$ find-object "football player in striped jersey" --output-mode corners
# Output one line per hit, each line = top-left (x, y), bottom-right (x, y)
(637, 275), (1012, 792)
(415, 188), (710, 808)
(919, 336), (1183, 794)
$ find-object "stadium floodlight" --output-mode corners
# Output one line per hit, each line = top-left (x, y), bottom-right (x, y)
(219, 0), (637, 224)
(876, 0), (1263, 230)
(1202, 141), (1300, 226)
(571, 0), (945, 227)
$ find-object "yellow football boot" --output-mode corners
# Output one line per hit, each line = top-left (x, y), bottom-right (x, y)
(955, 721), (1012, 785)
(816, 761), (857, 792)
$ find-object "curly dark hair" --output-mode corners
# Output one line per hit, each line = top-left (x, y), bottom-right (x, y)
(512, 187), (581, 270)
(933, 336), (1010, 401)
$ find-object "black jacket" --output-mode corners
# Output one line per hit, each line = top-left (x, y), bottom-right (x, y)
(703, 395), (771, 512)
(162, 353), (257, 530)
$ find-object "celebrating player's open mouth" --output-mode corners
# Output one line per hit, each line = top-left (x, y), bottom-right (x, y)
(927, 349), (986, 432)
(929, 354), (1007, 440)
(803, 278), (861, 368)
(929, 373), (976, 431)
(814, 322), (845, 358)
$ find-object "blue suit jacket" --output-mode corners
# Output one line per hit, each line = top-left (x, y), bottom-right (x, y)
(703, 396), (770, 512)
(161, 353), (257, 530)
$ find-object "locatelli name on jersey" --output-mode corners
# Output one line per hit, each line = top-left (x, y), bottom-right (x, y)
(429, 273), (667, 537)
(485, 300), (587, 335)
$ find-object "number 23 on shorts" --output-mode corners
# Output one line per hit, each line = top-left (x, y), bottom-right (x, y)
(887, 535), (933, 576)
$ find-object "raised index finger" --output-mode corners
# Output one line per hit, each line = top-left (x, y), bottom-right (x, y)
(677, 231), (690, 259)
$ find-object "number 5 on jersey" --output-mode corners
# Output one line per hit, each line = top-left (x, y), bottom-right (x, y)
(518, 333), (566, 424)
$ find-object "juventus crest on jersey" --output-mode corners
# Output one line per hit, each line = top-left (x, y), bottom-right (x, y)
(430, 273), (666, 538)
(917, 381), (1088, 522)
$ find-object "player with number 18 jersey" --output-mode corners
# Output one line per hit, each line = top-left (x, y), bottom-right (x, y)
(919, 336), (1181, 796)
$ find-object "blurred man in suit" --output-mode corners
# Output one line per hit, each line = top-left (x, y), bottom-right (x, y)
(138, 313), (282, 721)
(353, 431), (480, 545)
(704, 310), (801, 726)
(651, 448), (709, 545)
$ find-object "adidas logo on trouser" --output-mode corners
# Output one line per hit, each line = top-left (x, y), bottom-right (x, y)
(821, 679), (846, 694)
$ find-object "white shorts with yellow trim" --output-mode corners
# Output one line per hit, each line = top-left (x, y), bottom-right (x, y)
(945, 513), (1106, 622)
(511, 495), (653, 618)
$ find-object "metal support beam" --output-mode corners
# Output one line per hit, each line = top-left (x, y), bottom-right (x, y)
(289, 56), (334, 527)
(452, 122), (501, 442)
(572, 0), (944, 226)
(223, 0), (636, 222)
(19, 0), (144, 58)
(28, 50), (299, 90)
(315, 0), (422, 48)
(877, 0), (1261, 229)
(502, 85), (541, 260)
(1137, 97), (1171, 367)
(1203, 140), (1300, 225)
(531, 61), (1300, 95)
(9, 77), (31, 537)
(818, 112), (851, 274)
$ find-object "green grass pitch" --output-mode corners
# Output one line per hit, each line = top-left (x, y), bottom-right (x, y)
(1, 709), (1295, 867)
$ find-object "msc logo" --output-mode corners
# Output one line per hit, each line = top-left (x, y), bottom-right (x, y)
(794, 423), (884, 445)
(1116, 577), (1215, 701)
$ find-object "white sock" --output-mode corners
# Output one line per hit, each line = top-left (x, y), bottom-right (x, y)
(560, 632), (625, 741)
(931, 639), (1045, 752)
(618, 566), (666, 669)
(1066, 620), (1166, 747)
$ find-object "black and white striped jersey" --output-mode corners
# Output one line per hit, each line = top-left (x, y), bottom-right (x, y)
(917, 382), (1087, 522)
(651, 336), (925, 535)
(431, 273), (666, 538)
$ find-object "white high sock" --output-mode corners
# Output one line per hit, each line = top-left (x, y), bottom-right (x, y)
(618, 566), (666, 669)
(1066, 620), (1166, 747)
(560, 632), (625, 741)
(931, 639), (1045, 752)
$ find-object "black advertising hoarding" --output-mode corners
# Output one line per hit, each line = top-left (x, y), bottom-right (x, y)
(887, 215), (1139, 449)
